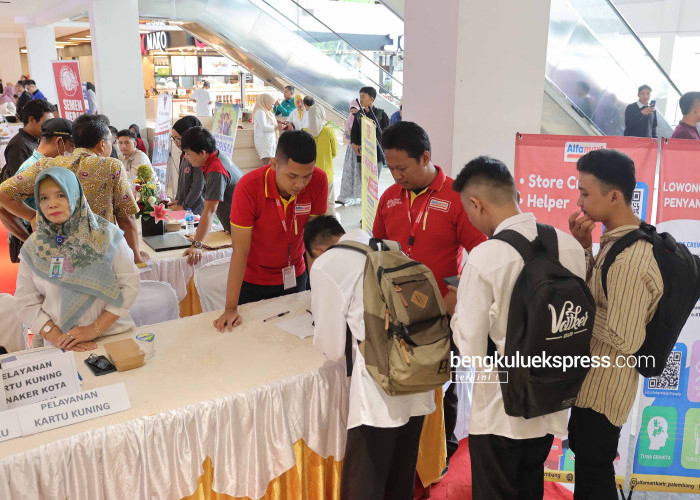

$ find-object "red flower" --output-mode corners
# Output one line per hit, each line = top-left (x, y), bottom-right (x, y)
(135, 184), (142, 192)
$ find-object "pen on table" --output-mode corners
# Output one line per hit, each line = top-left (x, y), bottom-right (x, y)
(263, 310), (290, 322)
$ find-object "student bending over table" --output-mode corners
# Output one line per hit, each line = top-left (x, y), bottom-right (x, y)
(15, 167), (140, 351)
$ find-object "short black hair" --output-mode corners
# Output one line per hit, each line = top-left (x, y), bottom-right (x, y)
(285, 85), (295, 93)
(117, 129), (137, 141)
(72, 114), (111, 149)
(16, 80), (26, 88)
(360, 86), (377, 100)
(303, 96), (314, 107)
(181, 126), (217, 154)
(453, 156), (517, 204)
(679, 91), (700, 116)
(108, 125), (118, 135)
(381, 121), (430, 161)
(276, 130), (316, 164)
(638, 84), (651, 94)
(202, 81), (210, 88)
(304, 216), (345, 257)
(25, 79), (36, 86)
(576, 149), (636, 204)
(20, 99), (54, 125)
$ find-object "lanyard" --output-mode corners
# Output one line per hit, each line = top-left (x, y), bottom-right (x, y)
(275, 198), (296, 266)
(403, 177), (446, 256)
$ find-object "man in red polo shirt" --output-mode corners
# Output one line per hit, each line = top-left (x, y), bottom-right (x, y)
(372, 121), (486, 473)
(214, 130), (328, 331)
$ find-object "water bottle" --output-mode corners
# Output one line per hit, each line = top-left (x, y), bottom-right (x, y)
(185, 209), (195, 235)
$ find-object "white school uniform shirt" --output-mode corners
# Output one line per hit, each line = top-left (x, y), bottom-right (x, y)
(15, 238), (141, 344)
(253, 109), (278, 159)
(311, 229), (436, 430)
(192, 88), (213, 117)
(451, 212), (586, 439)
(118, 149), (155, 182)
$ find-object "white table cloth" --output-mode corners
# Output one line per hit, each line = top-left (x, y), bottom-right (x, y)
(0, 292), (349, 499)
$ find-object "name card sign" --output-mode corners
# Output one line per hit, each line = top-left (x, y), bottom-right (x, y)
(1, 351), (81, 409)
(0, 408), (22, 442)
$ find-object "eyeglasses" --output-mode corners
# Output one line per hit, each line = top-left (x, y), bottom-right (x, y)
(171, 135), (181, 144)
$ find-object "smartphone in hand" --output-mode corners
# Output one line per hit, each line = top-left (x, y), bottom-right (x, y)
(443, 275), (460, 289)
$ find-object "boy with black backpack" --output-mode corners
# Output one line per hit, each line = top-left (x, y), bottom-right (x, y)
(451, 157), (588, 499)
(568, 149), (663, 498)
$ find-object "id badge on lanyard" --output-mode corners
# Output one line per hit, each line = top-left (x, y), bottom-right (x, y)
(49, 256), (65, 278)
(276, 199), (297, 290)
(404, 191), (432, 257)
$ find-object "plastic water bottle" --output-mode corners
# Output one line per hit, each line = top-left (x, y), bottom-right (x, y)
(185, 209), (195, 235)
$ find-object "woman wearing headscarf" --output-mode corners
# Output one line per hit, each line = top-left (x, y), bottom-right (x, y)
(1, 83), (15, 104)
(253, 93), (283, 164)
(170, 115), (205, 214)
(15, 168), (140, 351)
(288, 94), (309, 131)
(338, 99), (361, 205)
(85, 82), (98, 114)
(308, 104), (337, 215)
(129, 123), (148, 154)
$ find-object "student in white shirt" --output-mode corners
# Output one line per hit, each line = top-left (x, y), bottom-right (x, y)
(15, 167), (140, 351)
(288, 94), (309, 131)
(117, 129), (156, 182)
(308, 215), (435, 500)
(191, 81), (214, 117)
(449, 157), (585, 499)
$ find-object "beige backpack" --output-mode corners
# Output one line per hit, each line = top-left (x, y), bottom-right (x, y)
(332, 239), (451, 395)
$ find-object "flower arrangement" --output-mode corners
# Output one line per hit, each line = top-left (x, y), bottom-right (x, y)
(134, 165), (170, 222)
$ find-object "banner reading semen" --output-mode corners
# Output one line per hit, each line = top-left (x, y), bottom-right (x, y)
(51, 61), (85, 121)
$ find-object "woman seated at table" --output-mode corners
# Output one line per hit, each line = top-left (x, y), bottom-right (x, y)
(15, 167), (140, 351)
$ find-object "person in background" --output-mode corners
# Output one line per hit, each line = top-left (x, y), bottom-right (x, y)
(274, 85), (296, 118)
(2, 99), (54, 182)
(18, 118), (74, 175)
(25, 80), (46, 101)
(85, 82), (98, 114)
(129, 123), (148, 154)
(214, 131), (327, 331)
(308, 104), (337, 216)
(351, 86), (389, 177)
(573, 81), (594, 118)
(14, 80), (32, 113)
(623, 85), (657, 138)
(303, 95), (314, 110)
(108, 125), (119, 159)
(253, 93), (284, 165)
(390, 103), (402, 125)
(117, 129), (155, 182)
(15, 168), (139, 351)
(170, 116), (205, 215)
(0, 114), (148, 266)
(191, 80), (214, 117)
(179, 127), (243, 265)
(672, 91), (700, 140)
(338, 99), (361, 205)
(308, 216), (435, 500)
(1, 83), (15, 104)
(288, 94), (309, 131)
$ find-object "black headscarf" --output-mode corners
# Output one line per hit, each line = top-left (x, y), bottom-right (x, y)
(129, 123), (141, 139)
(172, 116), (202, 136)
(86, 82), (95, 93)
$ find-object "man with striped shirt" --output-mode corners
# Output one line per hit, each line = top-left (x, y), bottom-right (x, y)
(568, 149), (663, 498)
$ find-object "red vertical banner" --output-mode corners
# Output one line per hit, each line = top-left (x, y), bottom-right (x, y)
(514, 134), (658, 241)
(51, 60), (85, 120)
(657, 138), (700, 223)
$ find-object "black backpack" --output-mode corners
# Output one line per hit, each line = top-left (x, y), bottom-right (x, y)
(489, 224), (596, 419)
(601, 222), (700, 378)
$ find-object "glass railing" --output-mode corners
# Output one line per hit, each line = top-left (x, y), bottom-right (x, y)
(547, 0), (682, 137)
(248, 0), (403, 105)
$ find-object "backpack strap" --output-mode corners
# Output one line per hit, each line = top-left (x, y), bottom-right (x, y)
(330, 242), (371, 255)
(491, 229), (535, 262)
(600, 228), (651, 298)
(345, 324), (355, 377)
(536, 223), (559, 261)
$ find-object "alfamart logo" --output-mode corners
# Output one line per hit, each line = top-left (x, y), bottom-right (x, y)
(564, 142), (606, 162)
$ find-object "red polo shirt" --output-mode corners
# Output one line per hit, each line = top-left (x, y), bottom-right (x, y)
(230, 165), (328, 285)
(372, 165), (486, 295)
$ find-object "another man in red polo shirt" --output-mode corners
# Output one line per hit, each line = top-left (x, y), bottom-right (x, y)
(372, 121), (486, 473)
(214, 131), (328, 331)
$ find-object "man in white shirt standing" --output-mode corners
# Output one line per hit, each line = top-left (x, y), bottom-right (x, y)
(191, 81), (213, 117)
(117, 129), (156, 182)
(450, 157), (586, 499)
(308, 215), (436, 500)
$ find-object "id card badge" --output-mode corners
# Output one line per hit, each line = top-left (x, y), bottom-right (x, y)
(49, 257), (64, 279)
(282, 265), (297, 290)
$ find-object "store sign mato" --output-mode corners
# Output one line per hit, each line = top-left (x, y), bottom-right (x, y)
(141, 31), (170, 55)
(564, 142), (606, 162)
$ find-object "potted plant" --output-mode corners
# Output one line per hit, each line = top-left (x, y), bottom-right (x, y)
(134, 165), (170, 236)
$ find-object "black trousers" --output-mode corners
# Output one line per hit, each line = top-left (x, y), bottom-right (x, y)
(469, 433), (554, 500)
(444, 336), (460, 461)
(238, 272), (308, 305)
(340, 415), (424, 500)
(568, 406), (621, 500)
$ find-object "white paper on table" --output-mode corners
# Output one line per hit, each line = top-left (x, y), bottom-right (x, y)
(275, 313), (314, 339)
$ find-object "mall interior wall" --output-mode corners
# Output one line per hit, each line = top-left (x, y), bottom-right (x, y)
(402, 0), (551, 176)
(0, 37), (23, 86)
(24, 24), (59, 103)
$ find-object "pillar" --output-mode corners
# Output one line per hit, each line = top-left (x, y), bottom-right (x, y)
(0, 37), (23, 87)
(403, 0), (552, 176)
(24, 24), (59, 103)
(89, 0), (146, 131)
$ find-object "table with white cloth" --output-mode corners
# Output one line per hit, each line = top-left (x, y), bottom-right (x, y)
(0, 292), (446, 499)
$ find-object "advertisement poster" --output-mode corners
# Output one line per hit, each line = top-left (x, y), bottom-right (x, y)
(51, 61), (85, 120)
(630, 139), (700, 493)
(361, 116), (379, 234)
(212, 103), (239, 160)
(514, 134), (658, 243)
(151, 94), (173, 187)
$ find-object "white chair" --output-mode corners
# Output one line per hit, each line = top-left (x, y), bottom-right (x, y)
(131, 280), (180, 327)
(193, 258), (230, 313)
(0, 294), (27, 352)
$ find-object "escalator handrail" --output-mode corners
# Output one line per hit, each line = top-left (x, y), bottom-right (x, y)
(545, 75), (605, 135)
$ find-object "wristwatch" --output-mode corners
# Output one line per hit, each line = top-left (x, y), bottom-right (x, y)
(192, 241), (203, 249)
(41, 322), (54, 334)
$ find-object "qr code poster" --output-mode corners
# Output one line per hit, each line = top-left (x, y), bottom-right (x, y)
(645, 349), (683, 396)
(631, 182), (649, 221)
